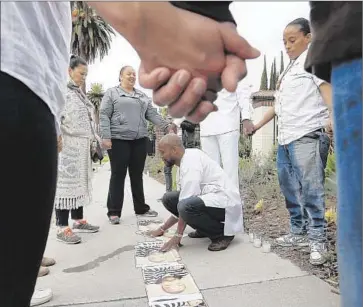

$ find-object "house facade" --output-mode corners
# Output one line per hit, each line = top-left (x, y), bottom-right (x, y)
(250, 90), (277, 158)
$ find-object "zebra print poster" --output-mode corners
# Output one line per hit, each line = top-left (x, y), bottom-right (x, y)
(135, 241), (181, 268)
(142, 264), (203, 303)
(137, 219), (164, 232)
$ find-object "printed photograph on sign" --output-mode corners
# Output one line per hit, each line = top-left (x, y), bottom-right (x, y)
(150, 298), (207, 307)
(142, 264), (202, 303)
(135, 241), (181, 268)
(135, 229), (187, 242)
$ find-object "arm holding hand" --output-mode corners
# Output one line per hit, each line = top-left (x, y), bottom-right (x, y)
(319, 82), (334, 132)
(253, 107), (276, 131)
(99, 89), (113, 149)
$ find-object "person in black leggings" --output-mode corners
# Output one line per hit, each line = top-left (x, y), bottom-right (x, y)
(0, 71), (58, 306)
(100, 66), (174, 224)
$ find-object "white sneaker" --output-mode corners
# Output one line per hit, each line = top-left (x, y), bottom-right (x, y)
(309, 242), (328, 265)
(30, 288), (53, 306)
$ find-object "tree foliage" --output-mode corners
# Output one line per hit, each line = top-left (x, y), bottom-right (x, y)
(280, 50), (285, 74)
(87, 83), (104, 112)
(259, 55), (268, 90)
(71, 1), (115, 64)
(269, 61), (274, 90)
(86, 82), (104, 128)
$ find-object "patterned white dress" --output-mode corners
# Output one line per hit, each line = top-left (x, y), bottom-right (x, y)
(54, 83), (95, 210)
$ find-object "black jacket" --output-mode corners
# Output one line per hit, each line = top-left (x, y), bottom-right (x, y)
(171, 1), (235, 24)
(305, 1), (362, 82)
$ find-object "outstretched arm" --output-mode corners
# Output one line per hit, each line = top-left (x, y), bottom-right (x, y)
(253, 107), (276, 131)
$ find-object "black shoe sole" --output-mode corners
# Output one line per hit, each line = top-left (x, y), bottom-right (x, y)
(188, 232), (207, 239)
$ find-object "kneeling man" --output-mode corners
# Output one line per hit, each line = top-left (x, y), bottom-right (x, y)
(150, 134), (243, 252)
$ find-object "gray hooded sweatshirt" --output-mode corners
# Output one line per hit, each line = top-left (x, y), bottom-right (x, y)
(99, 86), (169, 140)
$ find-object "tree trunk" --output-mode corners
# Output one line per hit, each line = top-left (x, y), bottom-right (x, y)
(79, 49), (87, 94)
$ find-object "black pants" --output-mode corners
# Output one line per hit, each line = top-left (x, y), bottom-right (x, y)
(164, 165), (173, 192)
(162, 191), (225, 240)
(55, 207), (83, 226)
(0, 72), (58, 307)
(182, 129), (196, 148)
(107, 138), (150, 216)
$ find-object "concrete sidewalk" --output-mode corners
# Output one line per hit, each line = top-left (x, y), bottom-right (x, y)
(37, 163), (340, 307)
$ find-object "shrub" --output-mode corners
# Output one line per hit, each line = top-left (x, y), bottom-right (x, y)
(325, 152), (337, 196)
(239, 147), (282, 203)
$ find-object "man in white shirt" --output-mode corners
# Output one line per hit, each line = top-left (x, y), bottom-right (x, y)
(0, 2), (251, 306)
(199, 82), (254, 188)
(149, 134), (243, 252)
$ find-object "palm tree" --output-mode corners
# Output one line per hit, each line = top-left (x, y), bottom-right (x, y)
(71, 2), (115, 92)
(71, 2), (115, 63)
(87, 83), (104, 131)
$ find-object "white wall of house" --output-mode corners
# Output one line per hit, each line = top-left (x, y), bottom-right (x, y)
(251, 106), (277, 160)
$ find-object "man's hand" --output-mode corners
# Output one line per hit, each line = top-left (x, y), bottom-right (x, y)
(147, 227), (164, 238)
(135, 6), (259, 85)
(102, 139), (112, 150)
(326, 113), (334, 133)
(138, 19), (257, 122)
(160, 235), (182, 252)
(242, 119), (255, 136)
(57, 135), (63, 153)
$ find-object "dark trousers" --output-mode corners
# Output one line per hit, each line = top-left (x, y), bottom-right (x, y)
(0, 72), (58, 307)
(332, 58), (362, 307)
(162, 191), (225, 240)
(107, 138), (150, 216)
(182, 129), (195, 148)
(55, 207), (83, 226)
(164, 165), (173, 192)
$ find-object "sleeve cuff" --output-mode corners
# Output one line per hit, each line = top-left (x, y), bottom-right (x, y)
(313, 75), (326, 88)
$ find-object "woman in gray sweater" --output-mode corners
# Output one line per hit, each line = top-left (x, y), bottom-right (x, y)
(100, 66), (172, 224)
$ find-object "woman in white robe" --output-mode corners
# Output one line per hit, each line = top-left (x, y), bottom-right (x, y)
(54, 55), (99, 244)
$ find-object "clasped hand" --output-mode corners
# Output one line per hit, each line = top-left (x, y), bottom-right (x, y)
(136, 5), (260, 123)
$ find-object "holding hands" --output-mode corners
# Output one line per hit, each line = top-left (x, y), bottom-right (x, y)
(90, 2), (260, 122)
(138, 12), (260, 122)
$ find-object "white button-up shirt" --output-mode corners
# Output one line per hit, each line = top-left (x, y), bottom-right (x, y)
(274, 49), (329, 145)
(199, 82), (253, 137)
(178, 149), (243, 236)
(1, 2), (71, 135)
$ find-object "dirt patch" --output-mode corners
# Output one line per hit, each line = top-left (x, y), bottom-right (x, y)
(242, 187), (339, 289)
(145, 154), (339, 290)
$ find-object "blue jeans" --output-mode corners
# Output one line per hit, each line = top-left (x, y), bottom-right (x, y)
(332, 58), (362, 307)
(277, 131), (330, 242)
